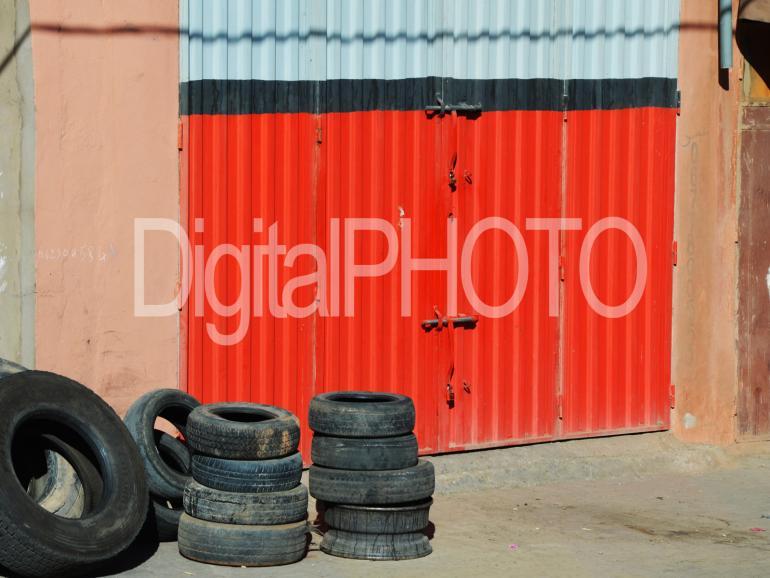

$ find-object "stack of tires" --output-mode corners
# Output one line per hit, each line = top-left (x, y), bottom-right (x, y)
(308, 392), (435, 561)
(178, 403), (309, 567)
(124, 389), (201, 541)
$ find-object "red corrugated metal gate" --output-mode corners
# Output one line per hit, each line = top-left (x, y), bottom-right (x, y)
(180, 0), (679, 459)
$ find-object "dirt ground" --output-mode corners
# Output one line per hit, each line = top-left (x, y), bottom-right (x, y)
(109, 436), (770, 578)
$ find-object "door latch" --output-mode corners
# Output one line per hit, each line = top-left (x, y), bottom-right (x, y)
(425, 94), (483, 117)
(421, 315), (478, 332)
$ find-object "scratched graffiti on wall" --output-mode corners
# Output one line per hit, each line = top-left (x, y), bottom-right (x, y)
(36, 243), (118, 264)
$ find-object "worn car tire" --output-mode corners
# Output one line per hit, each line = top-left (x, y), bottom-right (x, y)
(28, 450), (86, 519)
(311, 433), (418, 470)
(309, 392), (415, 438)
(150, 499), (183, 542)
(0, 371), (149, 577)
(184, 480), (308, 525)
(187, 403), (300, 460)
(309, 460), (434, 505)
(320, 499), (432, 534)
(124, 389), (199, 500)
(320, 529), (432, 560)
(192, 452), (303, 493)
(145, 433), (190, 541)
(178, 514), (308, 567)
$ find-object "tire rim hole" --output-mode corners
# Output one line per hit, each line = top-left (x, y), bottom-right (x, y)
(11, 419), (104, 519)
(327, 393), (396, 404)
(211, 409), (275, 423)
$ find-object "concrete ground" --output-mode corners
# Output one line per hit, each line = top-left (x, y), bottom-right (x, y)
(97, 434), (770, 577)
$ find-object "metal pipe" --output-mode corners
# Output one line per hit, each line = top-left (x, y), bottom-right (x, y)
(719, 0), (733, 69)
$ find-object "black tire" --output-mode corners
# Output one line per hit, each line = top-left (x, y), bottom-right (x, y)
(320, 529), (431, 561)
(191, 452), (303, 493)
(16, 432), (105, 518)
(184, 481), (308, 525)
(178, 514), (308, 567)
(311, 433), (418, 470)
(151, 499), (183, 542)
(320, 499), (432, 534)
(309, 460), (434, 505)
(187, 403), (300, 460)
(156, 431), (192, 476)
(124, 389), (199, 500)
(309, 391), (415, 438)
(143, 434), (189, 541)
(29, 450), (85, 519)
(0, 371), (149, 577)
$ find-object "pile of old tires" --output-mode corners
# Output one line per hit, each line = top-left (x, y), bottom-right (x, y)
(308, 391), (434, 561)
(178, 403), (309, 567)
(0, 370), (149, 577)
(124, 389), (200, 541)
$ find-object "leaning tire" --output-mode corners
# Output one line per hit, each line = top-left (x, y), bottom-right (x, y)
(178, 514), (308, 567)
(192, 452), (303, 493)
(151, 499), (183, 542)
(144, 433), (190, 541)
(320, 529), (431, 560)
(311, 434), (418, 470)
(320, 499), (432, 534)
(309, 460), (435, 505)
(187, 403), (300, 460)
(184, 481), (308, 525)
(124, 389), (199, 500)
(0, 371), (149, 578)
(309, 391), (415, 438)
(31, 450), (86, 519)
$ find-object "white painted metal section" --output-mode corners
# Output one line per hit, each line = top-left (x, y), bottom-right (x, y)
(181, 0), (680, 82)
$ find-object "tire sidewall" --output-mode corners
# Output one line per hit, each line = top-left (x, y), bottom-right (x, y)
(0, 371), (149, 562)
(124, 389), (199, 499)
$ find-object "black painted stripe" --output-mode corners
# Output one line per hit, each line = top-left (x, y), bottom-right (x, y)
(180, 77), (677, 115)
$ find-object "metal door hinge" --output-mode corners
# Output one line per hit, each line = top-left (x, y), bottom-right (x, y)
(425, 94), (482, 117)
(177, 121), (184, 151)
(557, 393), (564, 420)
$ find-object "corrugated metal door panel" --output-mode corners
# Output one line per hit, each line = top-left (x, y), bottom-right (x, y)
(561, 0), (679, 436)
(562, 108), (676, 435)
(186, 114), (318, 412)
(438, 0), (569, 450)
(315, 110), (444, 454)
(447, 110), (563, 450)
(182, 0), (320, 449)
(314, 0), (445, 454)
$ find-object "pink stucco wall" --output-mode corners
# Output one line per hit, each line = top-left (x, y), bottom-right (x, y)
(29, 1), (180, 416)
